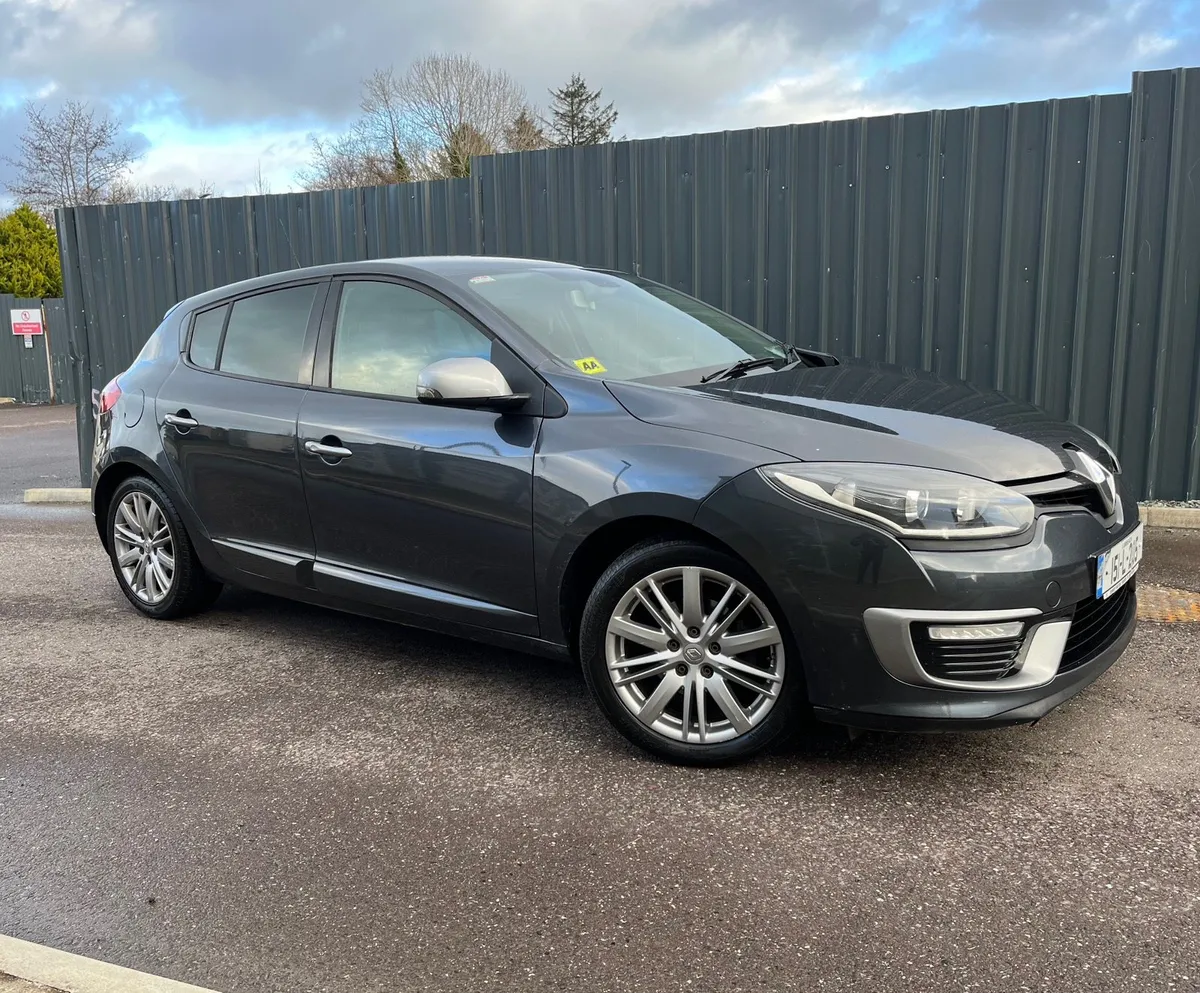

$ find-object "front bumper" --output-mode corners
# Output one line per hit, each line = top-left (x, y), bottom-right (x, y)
(693, 468), (1140, 731)
(819, 584), (1136, 730)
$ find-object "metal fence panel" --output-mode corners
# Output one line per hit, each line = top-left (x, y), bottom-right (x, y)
(42, 299), (76, 404)
(1071, 93), (1133, 432)
(0, 295), (73, 404)
(56, 67), (1200, 497)
(0, 295), (42, 401)
(1153, 71), (1200, 500)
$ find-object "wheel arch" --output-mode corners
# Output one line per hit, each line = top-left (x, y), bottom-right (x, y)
(93, 453), (197, 551)
(557, 514), (756, 658)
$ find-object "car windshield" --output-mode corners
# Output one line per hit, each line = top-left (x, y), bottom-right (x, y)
(450, 267), (787, 382)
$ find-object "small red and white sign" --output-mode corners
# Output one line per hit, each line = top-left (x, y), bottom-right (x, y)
(11, 308), (43, 336)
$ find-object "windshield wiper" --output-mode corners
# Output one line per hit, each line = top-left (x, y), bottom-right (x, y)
(783, 343), (839, 367)
(699, 356), (782, 384)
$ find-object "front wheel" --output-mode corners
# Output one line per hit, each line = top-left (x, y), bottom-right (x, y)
(106, 475), (222, 619)
(579, 539), (803, 765)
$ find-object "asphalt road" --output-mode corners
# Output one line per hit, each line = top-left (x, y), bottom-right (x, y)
(0, 405), (80, 502)
(1, 506), (1198, 993)
(1141, 528), (1200, 593)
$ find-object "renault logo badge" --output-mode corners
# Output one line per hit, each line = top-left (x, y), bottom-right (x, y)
(1071, 450), (1118, 518)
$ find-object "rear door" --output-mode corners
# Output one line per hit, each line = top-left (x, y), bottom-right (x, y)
(157, 278), (329, 586)
(296, 276), (542, 635)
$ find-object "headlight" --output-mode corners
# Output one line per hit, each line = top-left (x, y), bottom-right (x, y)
(759, 463), (1035, 539)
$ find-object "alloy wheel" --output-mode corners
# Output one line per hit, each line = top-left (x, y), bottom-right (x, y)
(112, 491), (176, 605)
(605, 566), (785, 744)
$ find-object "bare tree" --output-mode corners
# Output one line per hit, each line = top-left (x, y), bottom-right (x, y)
(297, 132), (403, 191)
(3, 100), (138, 213)
(296, 70), (419, 188)
(106, 179), (216, 203)
(298, 53), (531, 188)
(401, 53), (528, 171)
(356, 68), (418, 182)
(252, 160), (272, 196)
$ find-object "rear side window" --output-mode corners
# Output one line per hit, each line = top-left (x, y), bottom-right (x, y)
(218, 284), (319, 384)
(188, 305), (227, 370)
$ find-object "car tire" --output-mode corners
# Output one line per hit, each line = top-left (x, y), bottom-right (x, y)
(106, 474), (222, 620)
(579, 538), (804, 765)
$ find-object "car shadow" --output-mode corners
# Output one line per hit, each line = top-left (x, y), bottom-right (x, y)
(199, 584), (1070, 785)
(206, 582), (578, 671)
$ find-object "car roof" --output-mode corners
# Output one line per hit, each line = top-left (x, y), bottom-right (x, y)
(396, 256), (582, 276)
(176, 256), (587, 313)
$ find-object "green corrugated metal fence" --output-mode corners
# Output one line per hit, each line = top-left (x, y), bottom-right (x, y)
(0, 295), (76, 405)
(56, 67), (1200, 496)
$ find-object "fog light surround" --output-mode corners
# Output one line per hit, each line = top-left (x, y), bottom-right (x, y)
(927, 622), (1026, 641)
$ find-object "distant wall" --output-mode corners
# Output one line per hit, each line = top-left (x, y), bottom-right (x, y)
(57, 68), (1200, 497)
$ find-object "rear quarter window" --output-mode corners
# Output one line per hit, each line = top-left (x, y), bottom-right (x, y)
(188, 305), (228, 370)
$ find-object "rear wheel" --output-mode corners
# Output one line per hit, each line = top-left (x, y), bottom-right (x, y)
(106, 475), (222, 619)
(580, 539), (802, 764)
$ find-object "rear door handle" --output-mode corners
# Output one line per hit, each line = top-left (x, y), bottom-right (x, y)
(304, 440), (353, 460)
(163, 412), (199, 429)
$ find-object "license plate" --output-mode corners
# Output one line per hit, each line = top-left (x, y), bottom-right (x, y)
(1095, 523), (1143, 600)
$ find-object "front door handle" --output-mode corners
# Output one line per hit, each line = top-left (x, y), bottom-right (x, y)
(304, 440), (353, 461)
(163, 412), (199, 429)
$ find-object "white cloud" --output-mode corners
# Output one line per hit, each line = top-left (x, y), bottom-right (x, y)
(4, 0), (158, 87)
(124, 124), (317, 195)
(1134, 32), (1178, 59)
(738, 61), (914, 128)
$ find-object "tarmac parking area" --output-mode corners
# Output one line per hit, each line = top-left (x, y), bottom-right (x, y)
(0, 502), (1198, 992)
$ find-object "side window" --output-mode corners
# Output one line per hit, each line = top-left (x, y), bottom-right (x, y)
(218, 284), (319, 384)
(188, 305), (227, 370)
(331, 281), (492, 398)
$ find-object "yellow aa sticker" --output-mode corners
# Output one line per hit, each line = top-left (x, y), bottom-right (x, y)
(574, 357), (607, 375)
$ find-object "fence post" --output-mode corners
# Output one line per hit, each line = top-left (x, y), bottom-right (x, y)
(55, 206), (94, 485)
(40, 302), (56, 404)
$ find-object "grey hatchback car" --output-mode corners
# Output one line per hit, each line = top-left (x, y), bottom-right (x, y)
(92, 256), (1141, 764)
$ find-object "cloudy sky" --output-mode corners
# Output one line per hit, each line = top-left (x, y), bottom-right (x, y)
(0, 0), (1196, 199)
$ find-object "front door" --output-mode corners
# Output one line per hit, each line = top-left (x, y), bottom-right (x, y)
(296, 277), (541, 635)
(157, 279), (327, 586)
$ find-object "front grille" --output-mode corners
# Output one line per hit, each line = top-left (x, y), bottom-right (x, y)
(1016, 478), (1109, 518)
(1058, 579), (1136, 673)
(912, 628), (1026, 681)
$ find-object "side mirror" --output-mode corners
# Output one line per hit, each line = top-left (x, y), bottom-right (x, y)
(416, 356), (530, 412)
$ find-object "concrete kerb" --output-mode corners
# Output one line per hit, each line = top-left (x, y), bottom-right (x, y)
(0, 935), (221, 993)
(23, 489), (90, 505)
(1139, 505), (1200, 529)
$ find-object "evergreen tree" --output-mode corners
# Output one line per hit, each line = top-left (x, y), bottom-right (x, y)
(0, 204), (62, 298)
(387, 137), (414, 184)
(543, 74), (619, 147)
(505, 109), (548, 151)
(435, 123), (495, 179)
